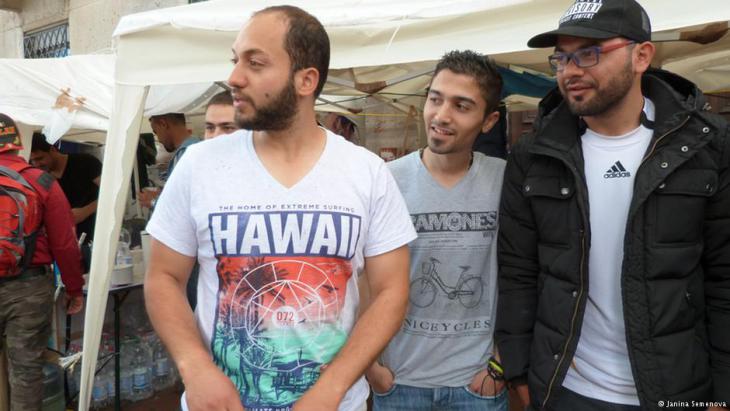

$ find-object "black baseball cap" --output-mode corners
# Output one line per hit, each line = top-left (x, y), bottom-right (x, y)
(528, 0), (651, 48)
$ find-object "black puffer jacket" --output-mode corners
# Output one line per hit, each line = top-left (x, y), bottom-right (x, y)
(496, 69), (730, 411)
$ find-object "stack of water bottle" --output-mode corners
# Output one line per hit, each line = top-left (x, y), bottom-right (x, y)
(88, 332), (180, 409)
(90, 334), (115, 409)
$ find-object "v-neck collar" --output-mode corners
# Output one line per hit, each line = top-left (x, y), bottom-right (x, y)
(415, 151), (480, 193)
(243, 128), (332, 192)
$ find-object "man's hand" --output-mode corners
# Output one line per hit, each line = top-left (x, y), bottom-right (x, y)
(468, 368), (506, 397)
(365, 362), (395, 394)
(65, 294), (84, 315)
(138, 188), (160, 209)
(183, 362), (244, 411)
(70, 200), (98, 224)
(292, 382), (342, 411)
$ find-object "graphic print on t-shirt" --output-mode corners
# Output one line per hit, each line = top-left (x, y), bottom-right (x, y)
(404, 210), (497, 338)
(208, 210), (360, 411)
(604, 161), (631, 179)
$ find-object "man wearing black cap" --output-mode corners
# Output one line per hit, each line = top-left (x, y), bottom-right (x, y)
(496, 1), (730, 410)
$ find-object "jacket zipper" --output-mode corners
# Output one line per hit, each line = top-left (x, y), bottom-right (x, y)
(617, 114), (691, 408)
(542, 226), (586, 409)
(525, 146), (590, 409)
(640, 116), (691, 164)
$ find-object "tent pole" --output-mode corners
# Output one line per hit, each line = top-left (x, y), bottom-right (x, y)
(78, 84), (149, 411)
(133, 156), (143, 218)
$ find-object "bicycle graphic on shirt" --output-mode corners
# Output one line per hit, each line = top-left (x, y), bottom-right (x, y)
(408, 257), (483, 308)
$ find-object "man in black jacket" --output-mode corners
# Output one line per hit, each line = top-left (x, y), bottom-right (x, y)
(495, 1), (730, 411)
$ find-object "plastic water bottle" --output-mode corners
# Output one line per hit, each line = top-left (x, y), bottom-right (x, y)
(140, 332), (157, 380)
(169, 361), (180, 386)
(131, 345), (153, 400)
(91, 372), (109, 409)
(116, 242), (132, 266)
(105, 367), (116, 405)
(152, 342), (171, 391)
(120, 365), (134, 402)
(119, 337), (135, 401)
(116, 228), (133, 266)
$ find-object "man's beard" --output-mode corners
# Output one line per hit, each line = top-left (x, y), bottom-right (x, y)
(234, 76), (298, 131)
(562, 59), (634, 117)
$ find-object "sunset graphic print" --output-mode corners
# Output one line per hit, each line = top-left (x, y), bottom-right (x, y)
(208, 210), (361, 411)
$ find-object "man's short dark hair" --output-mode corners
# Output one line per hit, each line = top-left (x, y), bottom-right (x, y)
(432, 50), (503, 115)
(254, 5), (330, 98)
(31, 132), (54, 152)
(206, 91), (233, 110)
(149, 113), (186, 125)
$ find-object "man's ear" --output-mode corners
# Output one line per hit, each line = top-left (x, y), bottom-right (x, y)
(634, 41), (655, 74)
(481, 110), (500, 134)
(295, 67), (320, 97)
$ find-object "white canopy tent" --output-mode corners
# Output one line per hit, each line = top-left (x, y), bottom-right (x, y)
(0, 53), (222, 222)
(0, 54), (221, 143)
(79, 0), (730, 409)
(0, 55), (113, 138)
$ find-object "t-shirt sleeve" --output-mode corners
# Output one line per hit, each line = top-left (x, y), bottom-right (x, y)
(145, 151), (197, 257)
(89, 154), (102, 179)
(363, 162), (417, 257)
(77, 153), (102, 180)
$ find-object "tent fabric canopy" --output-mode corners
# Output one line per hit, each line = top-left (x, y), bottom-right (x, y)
(0, 55), (114, 134)
(78, 1), (730, 410)
(112, 0), (730, 86)
(0, 54), (217, 141)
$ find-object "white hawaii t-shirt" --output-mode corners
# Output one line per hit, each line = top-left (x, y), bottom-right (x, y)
(147, 129), (416, 411)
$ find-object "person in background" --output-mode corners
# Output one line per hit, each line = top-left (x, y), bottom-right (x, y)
(496, 1), (730, 410)
(204, 91), (239, 140)
(30, 133), (101, 244)
(0, 113), (84, 411)
(138, 112), (200, 208)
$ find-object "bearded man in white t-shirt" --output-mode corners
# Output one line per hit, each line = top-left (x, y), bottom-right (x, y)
(144, 6), (416, 411)
(496, 1), (730, 411)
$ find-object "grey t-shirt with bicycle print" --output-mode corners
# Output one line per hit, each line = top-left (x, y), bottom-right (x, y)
(381, 151), (505, 388)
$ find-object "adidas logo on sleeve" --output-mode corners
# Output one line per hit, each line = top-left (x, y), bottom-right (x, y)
(604, 161), (631, 178)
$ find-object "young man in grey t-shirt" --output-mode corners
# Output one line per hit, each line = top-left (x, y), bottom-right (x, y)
(365, 50), (508, 410)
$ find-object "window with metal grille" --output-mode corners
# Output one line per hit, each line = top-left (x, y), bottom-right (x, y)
(23, 23), (70, 59)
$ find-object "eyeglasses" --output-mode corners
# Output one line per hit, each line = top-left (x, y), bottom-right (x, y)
(548, 40), (635, 72)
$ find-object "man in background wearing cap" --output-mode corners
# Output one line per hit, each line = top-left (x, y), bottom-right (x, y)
(0, 114), (85, 410)
(495, 1), (730, 410)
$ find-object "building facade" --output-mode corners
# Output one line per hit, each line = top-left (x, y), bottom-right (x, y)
(0, 0), (190, 58)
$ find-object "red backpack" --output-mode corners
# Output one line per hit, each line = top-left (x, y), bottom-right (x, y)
(0, 162), (43, 278)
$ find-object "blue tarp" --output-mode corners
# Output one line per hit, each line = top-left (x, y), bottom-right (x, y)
(498, 66), (556, 100)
